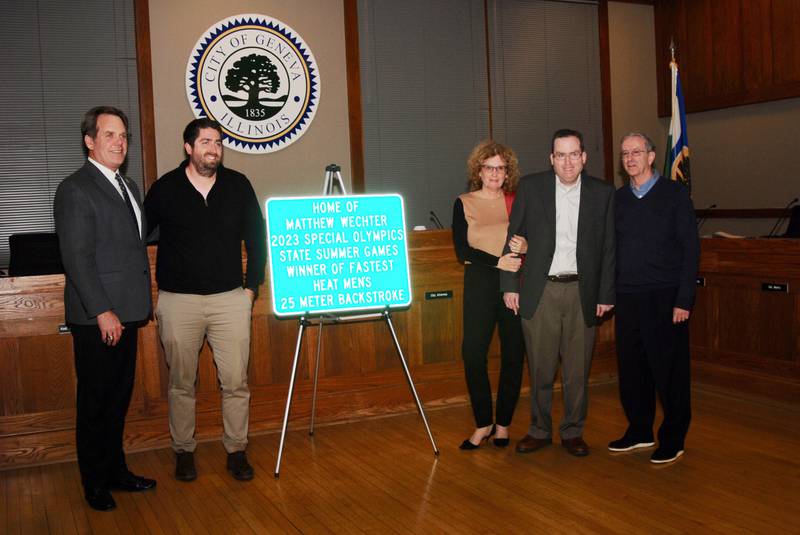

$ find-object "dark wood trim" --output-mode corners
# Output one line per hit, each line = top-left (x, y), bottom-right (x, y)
(133, 0), (157, 191)
(597, 0), (614, 183)
(695, 208), (785, 219)
(343, 0), (365, 193)
(612, 0), (654, 4)
(483, 0), (494, 139)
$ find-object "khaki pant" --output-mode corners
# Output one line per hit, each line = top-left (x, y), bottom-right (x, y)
(521, 281), (595, 440)
(156, 288), (252, 453)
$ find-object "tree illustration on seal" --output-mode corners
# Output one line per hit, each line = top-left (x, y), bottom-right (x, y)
(223, 53), (285, 120)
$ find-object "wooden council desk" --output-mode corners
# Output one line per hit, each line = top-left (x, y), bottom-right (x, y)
(1, 233), (796, 469)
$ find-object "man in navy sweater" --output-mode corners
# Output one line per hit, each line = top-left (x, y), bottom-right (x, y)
(609, 132), (699, 464)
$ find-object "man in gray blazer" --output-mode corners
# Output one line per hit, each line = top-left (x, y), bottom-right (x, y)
(54, 106), (155, 511)
(501, 129), (615, 457)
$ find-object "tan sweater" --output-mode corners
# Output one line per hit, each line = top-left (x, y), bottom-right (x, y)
(458, 191), (509, 258)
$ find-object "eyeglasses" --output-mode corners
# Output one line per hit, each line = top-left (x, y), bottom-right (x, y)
(481, 164), (507, 174)
(621, 149), (649, 159)
(553, 151), (582, 161)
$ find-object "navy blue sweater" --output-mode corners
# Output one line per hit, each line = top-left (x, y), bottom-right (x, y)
(615, 176), (700, 310)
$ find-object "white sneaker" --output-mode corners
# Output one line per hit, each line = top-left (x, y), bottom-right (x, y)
(650, 448), (684, 464)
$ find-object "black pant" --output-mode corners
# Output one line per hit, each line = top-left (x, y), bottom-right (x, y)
(462, 264), (525, 427)
(615, 288), (691, 450)
(70, 323), (139, 489)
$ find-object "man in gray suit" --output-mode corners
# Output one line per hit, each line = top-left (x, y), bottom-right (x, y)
(54, 106), (155, 511)
(501, 129), (615, 457)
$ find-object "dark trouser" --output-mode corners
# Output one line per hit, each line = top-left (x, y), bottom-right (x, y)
(615, 287), (691, 450)
(521, 281), (595, 440)
(462, 264), (525, 428)
(70, 323), (138, 489)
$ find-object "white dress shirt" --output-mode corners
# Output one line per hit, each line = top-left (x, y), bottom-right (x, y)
(88, 158), (142, 238)
(548, 174), (581, 276)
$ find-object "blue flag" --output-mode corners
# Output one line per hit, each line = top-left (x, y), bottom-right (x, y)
(664, 59), (691, 190)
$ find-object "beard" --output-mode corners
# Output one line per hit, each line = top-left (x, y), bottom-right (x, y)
(192, 152), (220, 177)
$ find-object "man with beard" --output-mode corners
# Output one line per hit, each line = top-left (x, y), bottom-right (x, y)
(144, 118), (266, 481)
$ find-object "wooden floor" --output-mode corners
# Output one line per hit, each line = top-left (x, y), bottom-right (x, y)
(2, 382), (798, 534)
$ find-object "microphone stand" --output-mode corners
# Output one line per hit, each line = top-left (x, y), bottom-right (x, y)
(767, 198), (799, 237)
(696, 203), (717, 233)
(429, 211), (444, 229)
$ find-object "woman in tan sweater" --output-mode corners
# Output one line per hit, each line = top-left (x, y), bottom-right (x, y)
(452, 140), (526, 449)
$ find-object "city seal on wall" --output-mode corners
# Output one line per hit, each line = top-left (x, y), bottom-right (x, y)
(186, 14), (320, 154)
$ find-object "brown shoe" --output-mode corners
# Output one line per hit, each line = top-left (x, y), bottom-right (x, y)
(515, 434), (552, 454)
(561, 436), (590, 457)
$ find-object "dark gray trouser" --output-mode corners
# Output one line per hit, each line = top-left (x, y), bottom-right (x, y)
(521, 281), (595, 440)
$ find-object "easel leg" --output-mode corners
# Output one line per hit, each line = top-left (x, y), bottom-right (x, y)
(383, 311), (440, 455)
(309, 320), (323, 436)
(274, 318), (308, 478)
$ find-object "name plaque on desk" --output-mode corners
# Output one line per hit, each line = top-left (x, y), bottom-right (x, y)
(265, 194), (412, 316)
(761, 282), (789, 293)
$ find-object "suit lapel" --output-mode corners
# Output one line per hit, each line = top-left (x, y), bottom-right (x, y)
(84, 162), (143, 240)
(577, 176), (592, 250)
(541, 171), (556, 232)
(541, 172), (557, 255)
(120, 174), (147, 239)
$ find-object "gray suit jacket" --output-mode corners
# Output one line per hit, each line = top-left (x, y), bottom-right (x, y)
(54, 162), (151, 325)
(499, 170), (615, 326)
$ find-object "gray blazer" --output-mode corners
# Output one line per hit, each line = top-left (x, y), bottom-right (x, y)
(500, 170), (615, 327)
(54, 162), (151, 325)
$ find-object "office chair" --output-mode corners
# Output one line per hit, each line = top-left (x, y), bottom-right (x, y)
(783, 206), (800, 238)
(8, 232), (63, 276)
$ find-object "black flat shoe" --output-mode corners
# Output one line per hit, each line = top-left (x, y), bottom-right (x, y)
(459, 425), (495, 450)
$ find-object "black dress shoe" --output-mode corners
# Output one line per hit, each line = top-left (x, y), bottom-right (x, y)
(227, 451), (254, 481)
(492, 437), (510, 448)
(108, 472), (157, 492)
(459, 425), (495, 450)
(175, 451), (197, 481)
(515, 434), (552, 454)
(84, 487), (116, 511)
(561, 436), (590, 457)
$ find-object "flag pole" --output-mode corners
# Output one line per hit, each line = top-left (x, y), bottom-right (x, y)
(669, 37), (675, 63)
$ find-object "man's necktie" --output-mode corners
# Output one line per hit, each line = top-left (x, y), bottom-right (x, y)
(115, 173), (139, 235)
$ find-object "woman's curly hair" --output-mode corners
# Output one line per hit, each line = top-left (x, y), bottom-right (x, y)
(466, 140), (520, 193)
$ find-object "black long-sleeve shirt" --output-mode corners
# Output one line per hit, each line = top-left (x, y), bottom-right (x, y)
(144, 161), (266, 295)
(615, 175), (700, 310)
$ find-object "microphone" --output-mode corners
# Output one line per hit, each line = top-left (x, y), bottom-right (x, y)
(696, 203), (717, 232)
(429, 210), (444, 229)
(767, 197), (799, 237)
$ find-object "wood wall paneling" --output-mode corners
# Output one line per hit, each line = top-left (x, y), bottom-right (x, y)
(772, 0), (800, 85)
(655, 0), (800, 115)
(133, 0), (158, 189)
